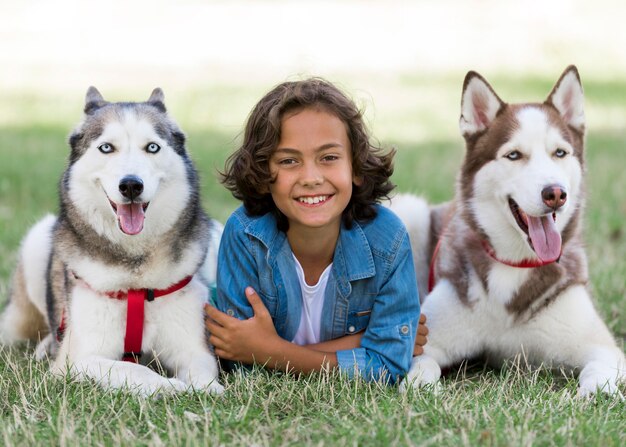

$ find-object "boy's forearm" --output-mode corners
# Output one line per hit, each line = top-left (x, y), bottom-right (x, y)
(306, 333), (363, 352)
(259, 338), (339, 374)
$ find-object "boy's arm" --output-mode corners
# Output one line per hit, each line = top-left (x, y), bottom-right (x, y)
(206, 287), (429, 373)
(307, 333), (363, 352)
(308, 313), (427, 354)
(332, 231), (421, 382)
(206, 287), (339, 373)
(214, 214), (259, 321)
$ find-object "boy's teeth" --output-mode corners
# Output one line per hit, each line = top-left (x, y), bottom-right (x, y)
(299, 195), (327, 204)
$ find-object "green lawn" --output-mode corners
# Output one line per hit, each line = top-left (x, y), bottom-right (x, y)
(1, 73), (624, 446)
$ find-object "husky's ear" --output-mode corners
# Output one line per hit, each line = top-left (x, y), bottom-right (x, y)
(545, 65), (585, 133)
(459, 71), (505, 138)
(84, 86), (107, 115)
(147, 88), (166, 113)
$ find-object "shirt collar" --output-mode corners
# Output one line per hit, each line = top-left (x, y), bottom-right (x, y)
(334, 220), (375, 281)
(244, 211), (287, 265)
(244, 211), (376, 291)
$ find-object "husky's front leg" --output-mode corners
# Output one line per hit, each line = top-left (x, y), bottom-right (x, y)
(548, 286), (624, 397)
(400, 281), (482, 392)
(578, 346), (625, 397)
(173, 349), (224, 395)
(508, 285), (625, 397)
(401, 354), (442, 392)
(52, 330), (187, 396)
(53, 355), (188, 396)
(159, 335), (223, 394)
(154, 288), (224, 394)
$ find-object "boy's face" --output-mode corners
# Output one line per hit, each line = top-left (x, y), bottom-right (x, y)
(268, 107), (358, 237)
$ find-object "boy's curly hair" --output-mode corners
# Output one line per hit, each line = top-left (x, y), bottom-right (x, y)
(221, 78), (395, 231)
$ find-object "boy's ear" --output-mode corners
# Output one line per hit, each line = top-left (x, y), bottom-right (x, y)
(353, 175), (364, 187)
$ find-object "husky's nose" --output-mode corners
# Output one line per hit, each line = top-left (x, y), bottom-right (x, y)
(542, 185), (567, 210)
(119, 175), (144, 201)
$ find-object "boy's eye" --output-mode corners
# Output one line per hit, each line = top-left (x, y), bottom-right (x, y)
(277, 158), (297, 165)
(322, 154), (339, 162)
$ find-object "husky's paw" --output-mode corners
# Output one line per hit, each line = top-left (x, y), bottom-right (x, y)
(577, 376), (623, 399)
(204, 381), (225, 395)
(102, 367), (189, 396)
(578, 359), (625, 398)
(137, 377), (189, 397)
(184, 375), (225, 395)
(399, 355), (442, 393)
(34, 334), (56, 361)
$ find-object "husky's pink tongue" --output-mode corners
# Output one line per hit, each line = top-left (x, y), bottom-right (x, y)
(527, 215), (561, 262)
(117, 203), (145, 235)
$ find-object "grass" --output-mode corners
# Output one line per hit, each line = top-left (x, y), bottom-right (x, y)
(1, 344), (624, 447)
(1, 73), (625, 445)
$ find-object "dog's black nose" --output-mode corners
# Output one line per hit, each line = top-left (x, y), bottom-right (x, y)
(119, 175), (144, 201)
(542, 185), (567, 210)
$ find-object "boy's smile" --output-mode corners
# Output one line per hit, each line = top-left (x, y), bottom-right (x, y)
(269, 107), (359, 236)
(297, 194), (331, 205)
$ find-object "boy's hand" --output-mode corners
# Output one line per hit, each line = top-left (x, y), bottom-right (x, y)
(413, 313), (428, 356)
(205, 287), (282, 364)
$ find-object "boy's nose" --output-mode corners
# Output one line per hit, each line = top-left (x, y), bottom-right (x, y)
(301, 175), (323, 186)
(300, 165), (323, 186)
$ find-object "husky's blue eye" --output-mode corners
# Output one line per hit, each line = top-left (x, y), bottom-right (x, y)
(98, 143), (113, 154)
(146, 143), (161, 153)
(555, 148), (567, 158)
(505, 150), (522, 161)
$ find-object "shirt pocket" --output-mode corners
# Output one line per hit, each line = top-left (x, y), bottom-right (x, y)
(345, 308), (372, 335)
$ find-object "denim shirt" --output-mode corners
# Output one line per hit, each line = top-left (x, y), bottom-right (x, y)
(215, 204), (420, 384)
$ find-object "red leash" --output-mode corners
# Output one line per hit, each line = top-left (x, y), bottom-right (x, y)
(122, 276), (193, 362)
(57, 275), (193, 363)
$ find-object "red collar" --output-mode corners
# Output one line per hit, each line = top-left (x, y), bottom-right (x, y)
(57, 275), (193, 363)
(428, 237), (444, 294)
(428, 237), (560, 293)
(480, 239), (561, 268)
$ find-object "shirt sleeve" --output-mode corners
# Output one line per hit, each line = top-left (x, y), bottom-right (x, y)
(214, 213), (258, 320)
(335, 231), (420, 384)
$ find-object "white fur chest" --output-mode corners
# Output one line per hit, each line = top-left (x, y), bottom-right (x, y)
(65, 278), (208, 361)
(68, 241), (205, 292)
(486, 264), (531, 306)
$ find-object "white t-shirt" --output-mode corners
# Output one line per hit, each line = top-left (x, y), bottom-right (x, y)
(291, 254), (332, 346)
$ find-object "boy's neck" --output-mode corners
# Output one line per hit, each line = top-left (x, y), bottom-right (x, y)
(287, 224), (339, 286)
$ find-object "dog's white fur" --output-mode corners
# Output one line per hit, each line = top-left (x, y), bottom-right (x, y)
(390, 67), (625, 396)
(1, 89), (223, 396)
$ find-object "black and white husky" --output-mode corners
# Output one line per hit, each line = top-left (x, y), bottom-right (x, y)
(390, 66), (625, 396)
(0, 88), (223, 395)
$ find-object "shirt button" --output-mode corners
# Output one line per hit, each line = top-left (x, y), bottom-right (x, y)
(400, 325), (409, 335)
(348, 325), (356, 333)
(226, 309), (235, 316)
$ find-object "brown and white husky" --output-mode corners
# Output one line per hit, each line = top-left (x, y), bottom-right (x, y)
(390, 66), (625, 396)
